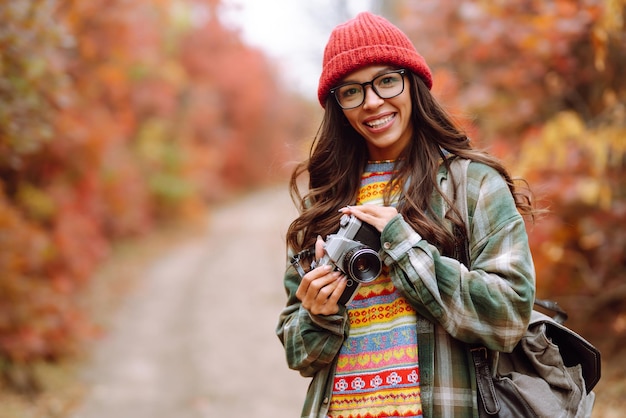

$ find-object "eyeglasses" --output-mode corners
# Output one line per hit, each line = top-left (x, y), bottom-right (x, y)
(330, 69), (406, 110)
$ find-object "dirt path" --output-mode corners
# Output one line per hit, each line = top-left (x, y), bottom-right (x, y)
(70, 187), (310, 418)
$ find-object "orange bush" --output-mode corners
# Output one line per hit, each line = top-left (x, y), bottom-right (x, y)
(391, 0), (626, 340)
(0, 0), (307, 388)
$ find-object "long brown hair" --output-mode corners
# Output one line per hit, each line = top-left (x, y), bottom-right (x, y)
(287, 72), (534, 255)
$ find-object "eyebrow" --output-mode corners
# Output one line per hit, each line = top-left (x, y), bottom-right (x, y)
(340, 67), (397, 84)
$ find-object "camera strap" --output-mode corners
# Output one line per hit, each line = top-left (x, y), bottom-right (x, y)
(290, 248), (314, 279)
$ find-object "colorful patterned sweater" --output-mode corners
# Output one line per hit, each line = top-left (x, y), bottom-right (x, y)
(328, 161), (423, 418)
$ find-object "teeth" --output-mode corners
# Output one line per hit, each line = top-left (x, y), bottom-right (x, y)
(366, 114), (394, 128)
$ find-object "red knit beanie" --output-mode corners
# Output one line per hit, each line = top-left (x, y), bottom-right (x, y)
(318, 12), (432, 107)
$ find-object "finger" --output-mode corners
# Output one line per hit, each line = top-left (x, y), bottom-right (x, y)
(338, 206), (352, 214)
(354, 204), (395, 218)
(349, 204), (372, 214)
(325, 275), (348, 306)
(300, 270), (342, 309)
(346, 207), (382, 230)
(296, 264), (338, 300)
(346, 205), (397, 232)
(345, 205), (376, 221)
(306, 270), (341, 299)
(308, 274), (346, 315)
(314, 235), (325, 261)
(295, 264), (331, 301)
(342, 206), (365, 221)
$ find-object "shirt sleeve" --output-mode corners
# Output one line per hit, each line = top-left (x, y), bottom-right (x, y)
(276, 263), (348, 377)
(380, 162), (535, 352)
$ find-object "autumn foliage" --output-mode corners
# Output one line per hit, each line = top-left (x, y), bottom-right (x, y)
(391, 0), (626, 346)
(0, 0), (307, 388)
(1, 0), (625, 394)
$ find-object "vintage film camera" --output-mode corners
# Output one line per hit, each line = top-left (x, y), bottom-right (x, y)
(314, 214), (382, 305)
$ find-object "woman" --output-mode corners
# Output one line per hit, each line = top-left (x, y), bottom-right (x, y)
(277, 12), (536, 418)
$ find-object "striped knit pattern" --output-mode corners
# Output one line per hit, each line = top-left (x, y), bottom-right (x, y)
(328, 161), (423, 418)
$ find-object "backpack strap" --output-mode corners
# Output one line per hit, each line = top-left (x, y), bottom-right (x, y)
(446, 159), (501, 412)
(444, 157), (471, 266)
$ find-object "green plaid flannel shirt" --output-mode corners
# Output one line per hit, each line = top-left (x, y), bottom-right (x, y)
(276, 161), (536, 418)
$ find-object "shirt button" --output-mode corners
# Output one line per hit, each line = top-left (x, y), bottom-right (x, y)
(383, 242), (392, 250)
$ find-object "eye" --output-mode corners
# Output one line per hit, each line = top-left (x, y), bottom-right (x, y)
(339, 85), (362, 99)
(376, 74), (401, 88)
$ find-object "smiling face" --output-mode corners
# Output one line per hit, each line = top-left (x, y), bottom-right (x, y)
(340, 65), (413, 161)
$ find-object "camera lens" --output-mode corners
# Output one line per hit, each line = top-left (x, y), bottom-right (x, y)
(345, 246), (382, 283)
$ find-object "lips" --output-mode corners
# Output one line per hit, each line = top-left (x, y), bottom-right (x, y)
(364, 113), (396, 129)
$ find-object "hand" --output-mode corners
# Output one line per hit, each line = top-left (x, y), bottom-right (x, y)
(295, 236), (347, 315)
(340, 204), (398, 232)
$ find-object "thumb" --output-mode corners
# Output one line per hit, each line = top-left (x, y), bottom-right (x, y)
(315, 235), (325, 261)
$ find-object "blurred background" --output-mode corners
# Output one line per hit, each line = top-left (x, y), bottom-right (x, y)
(0, 0), (624, 416)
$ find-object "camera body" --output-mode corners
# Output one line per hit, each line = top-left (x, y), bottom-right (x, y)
(318, 214), (382, 305)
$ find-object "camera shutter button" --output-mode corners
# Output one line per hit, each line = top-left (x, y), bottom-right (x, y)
(383, 242), (392, 250)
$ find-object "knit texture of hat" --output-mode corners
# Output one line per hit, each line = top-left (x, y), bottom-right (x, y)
(317, 12), (433, 107)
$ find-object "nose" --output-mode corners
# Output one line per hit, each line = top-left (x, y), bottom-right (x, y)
(362, 85), (384, 110)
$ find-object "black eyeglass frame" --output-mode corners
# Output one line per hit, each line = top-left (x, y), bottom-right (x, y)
(329, 69), (407, 110)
